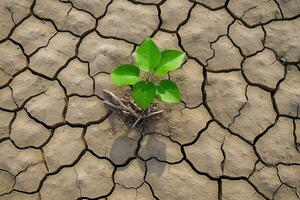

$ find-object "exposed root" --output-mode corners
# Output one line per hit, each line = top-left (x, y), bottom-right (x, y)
(103, 89), (164, 128)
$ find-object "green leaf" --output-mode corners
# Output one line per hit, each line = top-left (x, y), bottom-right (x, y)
(132, 81), (156, 109)
(111, 64), (140, 86)
(154, 50), (185, 77)
(135, 38), (161, 72)
(156, 80), (181, 103)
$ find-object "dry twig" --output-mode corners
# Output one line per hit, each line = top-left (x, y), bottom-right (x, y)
(102, 89), (164, 128)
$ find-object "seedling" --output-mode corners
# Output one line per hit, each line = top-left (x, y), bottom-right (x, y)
(103, 37), (185, 127)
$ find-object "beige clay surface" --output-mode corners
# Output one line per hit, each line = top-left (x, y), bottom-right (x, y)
(0, 0), (300, 199)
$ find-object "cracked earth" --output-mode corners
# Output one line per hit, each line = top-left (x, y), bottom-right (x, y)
(0, 0), (300, 199)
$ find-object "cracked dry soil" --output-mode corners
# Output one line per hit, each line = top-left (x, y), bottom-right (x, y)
(0, 0), (300, 199)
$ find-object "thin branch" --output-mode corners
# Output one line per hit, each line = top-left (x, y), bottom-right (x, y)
(103, 89), (124, 106)
(132, 117), (142, 128)
(103, 89), (165, 128)
(103, 90), (138, 117)
(103, 100), (125, 110)
(130, 100), (142, 111)
(147, 110), (164, 117)
(103, 100), (135, 116)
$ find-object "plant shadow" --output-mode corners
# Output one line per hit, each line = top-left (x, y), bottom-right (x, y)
(138, 133), (167, 177)
(104, 105), (167, 177)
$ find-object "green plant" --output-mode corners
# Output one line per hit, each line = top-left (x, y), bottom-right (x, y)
(111, 37), (185, 109)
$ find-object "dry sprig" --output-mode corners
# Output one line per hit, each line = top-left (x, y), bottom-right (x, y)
(102, 89), (164, 128)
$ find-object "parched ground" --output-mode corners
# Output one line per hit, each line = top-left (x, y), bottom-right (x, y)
(0, 0), (300, 199)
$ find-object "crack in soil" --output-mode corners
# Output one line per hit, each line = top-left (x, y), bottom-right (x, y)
(0, 0), (299, 199)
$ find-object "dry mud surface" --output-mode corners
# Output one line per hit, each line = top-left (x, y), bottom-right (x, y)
(0, 0), (300, 199)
